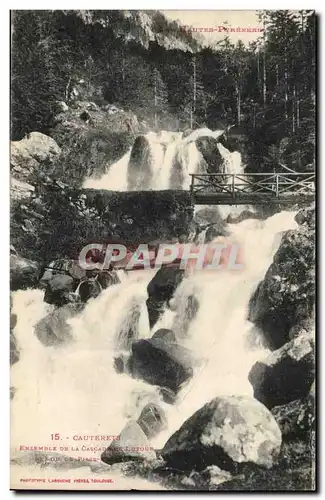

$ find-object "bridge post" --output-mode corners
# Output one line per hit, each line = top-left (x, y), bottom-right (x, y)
(232, 174), (235, 197)
(276, 174), (279, 197)
(190, 174), (195, 204)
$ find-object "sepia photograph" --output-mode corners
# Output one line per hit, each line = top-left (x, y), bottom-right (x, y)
(10, 9), (316, 491)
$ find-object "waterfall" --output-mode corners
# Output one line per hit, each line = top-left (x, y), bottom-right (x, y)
(83, 150), (131, 191)
(83, 128), (228, 192)
(11, 211), (297, 471)
(11, 127), (294, 487)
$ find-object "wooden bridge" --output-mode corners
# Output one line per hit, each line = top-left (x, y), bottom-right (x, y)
(189, 172), (315, 205)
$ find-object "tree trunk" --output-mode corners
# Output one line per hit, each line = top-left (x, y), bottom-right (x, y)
(292, 86), (296, 133)
(236, 84), (241, 125)
(284, 45), (288, 121)
(192, 56), (197, 127)
(263, 50), (266, 108)
(262, 18), (267, 110)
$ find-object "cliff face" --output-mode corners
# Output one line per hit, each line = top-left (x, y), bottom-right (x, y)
(248, 206), (315, 350)
(50, 102), (141, 186)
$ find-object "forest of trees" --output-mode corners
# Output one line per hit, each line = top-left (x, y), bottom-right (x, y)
(11, 10), (316, 173)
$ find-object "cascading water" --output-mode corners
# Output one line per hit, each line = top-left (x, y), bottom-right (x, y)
(11, 126), (298, 487)
(11, 211), (297, 486)
(83, 128), (227, 192)
(83, 150), (131, 191)
(83, 127), (253, 221)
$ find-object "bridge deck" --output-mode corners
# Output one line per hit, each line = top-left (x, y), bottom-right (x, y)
(190, 172), (315, 206)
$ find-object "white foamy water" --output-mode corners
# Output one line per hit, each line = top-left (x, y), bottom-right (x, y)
(83, 150), (131, 191)
(11, 211), (298, 486)
(83, 128), (227, 192)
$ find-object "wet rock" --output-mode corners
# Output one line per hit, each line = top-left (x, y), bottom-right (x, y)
(127, 135), (152, 190)
(248, 332), (315, 409)
(295, 206), (315, 229)
(44, 274), (76, 307)
(11, 132), (61, 182)
(205, 222), (229, 241)
(226, 210), (260, 224)
(130, 337), (193, 393)
(77, 278), (102, 303)
(10, 254), (41, 291)
(115, 297), (144, 351)
(271, 397), (315, 441)
(137, 403), (167, 439)
(40, 259), (86, 286)
(96, 270), (120, 289)
(248, 216), (315, 349)
(152, 329), (176, 343)
(195, 136), (225, 173)
(146, 298), (166, 330)
(161, 395), (282, 472)
(159, 387), (177, 405)
(114, 355), (126, 374)
(101, 420), (156, 465)
(10, 330), (20, 365)
(219, 126), (249, 161)
(34, 303), (83, 347)
(146, 267), (185, 329)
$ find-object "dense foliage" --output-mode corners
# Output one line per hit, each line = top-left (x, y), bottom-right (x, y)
(11, 10), (316, 172)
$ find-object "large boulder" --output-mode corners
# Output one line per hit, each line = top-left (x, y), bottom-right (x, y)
(10, 253), (41, 291)
(11, 132), (61, 182)
(44, 275), (76, 307)
(248, 209), (315, 349)
(101, 420), (156, 465)
(129, 336), (193, 393)
(161, 395), (282, 472)
(248, 332), (315, 409)
(34, 303), (83, 347)
(146, 267), (185, 329)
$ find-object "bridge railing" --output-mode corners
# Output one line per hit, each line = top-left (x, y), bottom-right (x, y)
(190, 172), (315, 198)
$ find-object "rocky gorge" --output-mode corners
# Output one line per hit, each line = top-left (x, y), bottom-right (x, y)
(10, 53), (316, 491)
(10, 110), (316, 491)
